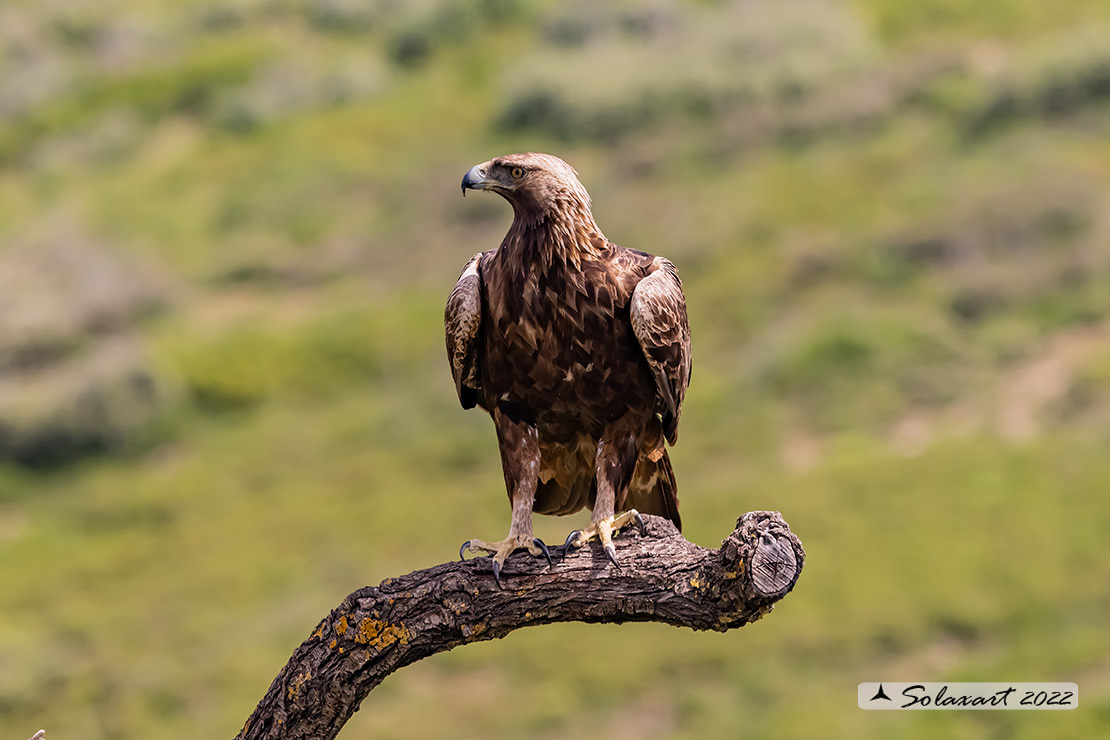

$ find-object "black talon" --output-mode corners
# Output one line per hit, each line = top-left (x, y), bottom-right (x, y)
(491, 559), (503, 589)
(604, 543), (620, 570)
(633, 511), (646, 536)
(562, 530), (582, 558)
(459, 541), (471, 561)
(533, 537), (553, 567)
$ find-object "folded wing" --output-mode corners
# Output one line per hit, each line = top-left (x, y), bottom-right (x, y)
(445, 252), (485, 409)
(630, 258), (692, 445)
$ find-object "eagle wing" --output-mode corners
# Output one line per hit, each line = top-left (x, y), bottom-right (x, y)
(445, 252), (485, 409)
(630, 257), (692, 445)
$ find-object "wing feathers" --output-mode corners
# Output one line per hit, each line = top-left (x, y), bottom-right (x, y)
(630, 258), (692, 445)
(444, 252), (485, 408)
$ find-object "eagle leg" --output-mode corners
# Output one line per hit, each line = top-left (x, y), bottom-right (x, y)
(459, 535), (552, 588)
(458, 410), (551, 588)
(561, 508), (644, 568)
(562, 420), (649, 568)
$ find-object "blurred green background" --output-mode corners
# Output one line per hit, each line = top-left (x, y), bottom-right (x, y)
(2, 0), (1109, 738)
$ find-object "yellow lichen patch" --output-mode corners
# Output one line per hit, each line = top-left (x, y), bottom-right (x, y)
(353, 616), (410, 650)
(461, 622), (487, 638)
(311, 623), (325, 640)
(689, 574), (702, 589)
(287, 671), (311, 700)
(335, 615), (349, 636)
(328, 639), (337, 649)
(443, 593), (471, 615)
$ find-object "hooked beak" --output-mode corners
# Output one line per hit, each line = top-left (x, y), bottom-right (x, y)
(461, 163), (493, 196)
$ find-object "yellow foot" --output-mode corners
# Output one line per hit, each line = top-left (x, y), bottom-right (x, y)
(562, 509), (647, 568)
(459, 534), (553, 588)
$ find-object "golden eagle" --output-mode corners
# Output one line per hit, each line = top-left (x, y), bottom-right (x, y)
(449, 153), (691, 586)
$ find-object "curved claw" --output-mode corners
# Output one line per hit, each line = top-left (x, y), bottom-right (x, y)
(633, 511), (646, 536)
(533, 537), (553, 567)
(562, 530), (582, 558)
(459, 540), (472, 561)
(491, 558), (503, 589)
(604, 543), (620, 570)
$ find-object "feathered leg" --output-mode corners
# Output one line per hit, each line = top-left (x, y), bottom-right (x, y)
(460, 410), (552, 587)
(563, 413), (647, 567)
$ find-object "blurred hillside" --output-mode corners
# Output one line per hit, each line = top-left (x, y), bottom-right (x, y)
(2, 1), (1110, 738)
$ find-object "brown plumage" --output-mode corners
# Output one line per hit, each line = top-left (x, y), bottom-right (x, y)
(450, 153), (691, 580)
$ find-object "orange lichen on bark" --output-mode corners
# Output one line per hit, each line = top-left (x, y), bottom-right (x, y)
(353, 616), (410, 650)
(460, 622), (487, 638)
(287, 671), (311, 699)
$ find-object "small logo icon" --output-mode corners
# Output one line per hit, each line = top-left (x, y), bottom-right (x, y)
(870, 684), (892, 702)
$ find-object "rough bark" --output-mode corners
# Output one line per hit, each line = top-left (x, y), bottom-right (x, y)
(236, 510), (804, 740)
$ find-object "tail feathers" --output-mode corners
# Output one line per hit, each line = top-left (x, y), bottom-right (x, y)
(626, 448), (681, 532)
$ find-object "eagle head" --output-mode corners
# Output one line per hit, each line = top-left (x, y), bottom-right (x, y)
(461, 152), (592, 220)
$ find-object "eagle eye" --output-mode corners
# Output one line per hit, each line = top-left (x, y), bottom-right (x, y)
(510, 166), (525, 179)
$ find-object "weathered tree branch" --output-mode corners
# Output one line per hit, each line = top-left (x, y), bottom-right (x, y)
(236, 510), (804, 740)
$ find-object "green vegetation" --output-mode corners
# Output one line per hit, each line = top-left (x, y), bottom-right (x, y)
(2, 0), (1109, 737)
